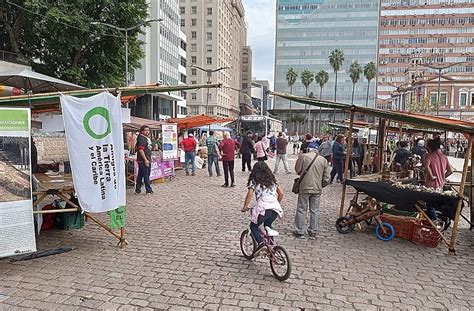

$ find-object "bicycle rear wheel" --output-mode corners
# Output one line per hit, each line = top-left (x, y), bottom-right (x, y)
(240, 229), (256, 259)
(269, 245), (291, 281)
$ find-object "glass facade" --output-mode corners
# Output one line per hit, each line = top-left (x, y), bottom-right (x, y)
(274, 0), (379, 111)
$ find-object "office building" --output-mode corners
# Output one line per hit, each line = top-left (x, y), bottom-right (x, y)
(240, 46), (254, 115)
(134, 0), (185, 119)
(273, 0), (379, 133)
(180, 0), (247, 119)
(377, 0), (474, 111)
(254, 79), (271, 115)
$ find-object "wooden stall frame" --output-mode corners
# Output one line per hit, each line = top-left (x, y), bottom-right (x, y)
(339, 109), (355, 217)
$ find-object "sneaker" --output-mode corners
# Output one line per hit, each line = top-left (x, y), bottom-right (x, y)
(286, 171), (291, 175)
(185, 173), (189, 176)
(146, 191), (154, 194)
(230, 183), (235, 187)
(192, 173), (195, 176)
(308, 232), (317, 240)
(221, 184), (229, 187)
(292, 231), (305, 239)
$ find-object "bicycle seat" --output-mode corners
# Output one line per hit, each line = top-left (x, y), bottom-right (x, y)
(265, 226), (279, 237)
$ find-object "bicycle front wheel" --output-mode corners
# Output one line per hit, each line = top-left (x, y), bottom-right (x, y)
(269, 245), (292, 281)
(240, 229), (256, 259)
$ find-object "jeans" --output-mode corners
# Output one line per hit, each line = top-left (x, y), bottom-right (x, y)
(250, 209), (279, 244)
(330, 158), (344, 182)
(135, 162), (152, 193)
(274, 154), (290, 173)
(294, 193), (321, 235)
(184, 151), (196, 175)
(223, 160), (235, 185)
(241, 152), (252, 171)
(207, 154), (221, 176)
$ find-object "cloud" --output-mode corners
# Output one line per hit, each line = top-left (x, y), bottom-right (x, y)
(243, 0), (275, 89)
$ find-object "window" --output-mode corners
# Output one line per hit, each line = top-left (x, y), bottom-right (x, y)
(191, 80), (197, 85)
(471, 93), (474, 106)
(191, 56), (197, 64)
(180, 19), (185, 27)
(191, 93), (197, 100)
(459, 92), (468, 107)
(191, 18), (197, 26)
(206, 57), (212, 65)
(430, 93), (437, 106)
(207, 7), (212, 15)
(206, 20), (212, 27)
(191, 31), (197, 39)
(190, 44), (197, 52)
(191, 68), (197, 76)
(191, 6), (197, 14)
(206, 44), (212, 52)
(206, 32), (212, 40)
(440, 93), (447, 106)
(207, 93), (212, 101)
(180, 6), (185, 14)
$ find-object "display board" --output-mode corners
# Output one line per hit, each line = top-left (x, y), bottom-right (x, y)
(162, 124), (178, 159)
(0, 108), (36, 258)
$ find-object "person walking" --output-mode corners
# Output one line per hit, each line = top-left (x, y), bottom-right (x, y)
(219, 131), (238, 187)
(318, 135), (332, 164)
(330, 134), (346, 183)
(206, 131), (221, 177)
(135, 125), (153, 194)
(254, 136), (268, 161)
(180, 133), (197, 176)
(240, 131), (254, 172)
(274, 132), (291, 174)
(293, 148), (330, 239)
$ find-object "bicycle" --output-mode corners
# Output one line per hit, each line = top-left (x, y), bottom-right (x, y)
(240, 225), (292, 281)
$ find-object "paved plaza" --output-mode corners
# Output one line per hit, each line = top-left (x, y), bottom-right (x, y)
(1, 153), (474, 310)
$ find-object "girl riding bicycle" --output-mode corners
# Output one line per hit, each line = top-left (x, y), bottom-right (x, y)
(241, 161), (284, 253)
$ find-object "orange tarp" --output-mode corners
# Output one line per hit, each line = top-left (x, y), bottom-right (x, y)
(168, 114), (233, 130)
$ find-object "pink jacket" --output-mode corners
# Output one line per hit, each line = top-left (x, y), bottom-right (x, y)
(255, 141), (267, 158)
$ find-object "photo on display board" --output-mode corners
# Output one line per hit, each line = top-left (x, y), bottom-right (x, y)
(0, 136), (32, 203)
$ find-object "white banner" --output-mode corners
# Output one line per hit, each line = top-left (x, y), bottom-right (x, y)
(61, 92), (126, 213)
(0, 108), (36, 258)
(162, 124), (178, 160)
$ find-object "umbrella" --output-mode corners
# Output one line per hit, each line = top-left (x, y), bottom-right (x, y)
(0, 68), (84, 94)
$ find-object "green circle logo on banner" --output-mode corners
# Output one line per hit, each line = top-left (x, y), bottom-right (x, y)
(83, 107), (112, 139)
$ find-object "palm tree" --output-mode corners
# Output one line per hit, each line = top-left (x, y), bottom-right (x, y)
(315, 70), (329, 133)
(329, 49), (344, 121)
(301, 69), (314, 132)
(364, 61), (377, 108)
(286, 67), (298, 132)
(349, 60), (363, 105)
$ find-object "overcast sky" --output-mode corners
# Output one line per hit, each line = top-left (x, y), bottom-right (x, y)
(242, 0), (276, 89)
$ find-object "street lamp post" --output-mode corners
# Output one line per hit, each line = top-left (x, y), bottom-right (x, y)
(91, 18), (163, 86)
(417, 61), (469, 116)
(189, 65), (230, 116)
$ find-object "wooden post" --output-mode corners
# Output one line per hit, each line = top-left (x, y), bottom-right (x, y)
(449, 136), (472, 253)
(339, 109), (355, 217)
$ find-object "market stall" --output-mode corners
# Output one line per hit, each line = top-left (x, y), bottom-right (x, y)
(271, 91), (474, 252)
(0, 83), (220, 255)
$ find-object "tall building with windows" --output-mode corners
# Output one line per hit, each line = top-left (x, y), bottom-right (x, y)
(180, 0), (247, 119)
(273, 0), (379, 133)
(377, 0), (474, 112)
(134, 0), (185, 120)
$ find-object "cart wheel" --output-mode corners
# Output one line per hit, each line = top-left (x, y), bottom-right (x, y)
(336, 216), (354, 234)
(375, 222), (395, 241)
(365, 217), (373, 225)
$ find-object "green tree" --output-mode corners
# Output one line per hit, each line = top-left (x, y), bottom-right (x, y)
(349, 60), (362, 105)
(329, 49), (344, 122)
(364, 61), (377, 108)
(315, 70), (329, 133)
(407, 96), (434, 114)
(286, 67), (298, 132)
(0, 0), (149, 88)
(329, 49), (344, 102)
(301, 69), (314, 132)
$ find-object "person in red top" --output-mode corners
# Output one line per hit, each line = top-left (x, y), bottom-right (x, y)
(219, 131), (239, 187)
(180, 133), (197, 176)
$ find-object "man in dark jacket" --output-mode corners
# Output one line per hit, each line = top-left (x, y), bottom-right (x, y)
(330, 134), (346, 183)
(239, 131), (254, 172)
(394, 141), (412, 168)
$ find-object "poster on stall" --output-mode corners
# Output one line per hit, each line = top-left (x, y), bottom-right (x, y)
(61, 92), (126, 213)
(134, 159), (174, 180)
(0, 108), (36, 258)
(162, 124), (178, 159)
